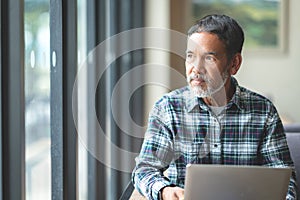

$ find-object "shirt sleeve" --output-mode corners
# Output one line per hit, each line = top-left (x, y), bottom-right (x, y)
(260, 106), (297, 199)
(132, 101), (175, 200)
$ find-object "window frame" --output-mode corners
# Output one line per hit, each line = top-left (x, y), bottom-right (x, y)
(1, 0), (144, 199)
(1, 0), (26, 200)
(50, 0), (78, 199)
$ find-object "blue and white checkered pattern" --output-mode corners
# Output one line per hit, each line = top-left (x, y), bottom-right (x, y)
(132, 78), (297, 200)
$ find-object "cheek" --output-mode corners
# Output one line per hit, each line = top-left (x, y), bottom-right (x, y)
(208, 64), (226, 78)
(185, 61), (193, 75)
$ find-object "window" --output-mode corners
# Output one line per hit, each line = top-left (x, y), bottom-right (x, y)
(24, 1), (51, 199)
(76, 0), (145, 199)
(1, 1), (144, 199)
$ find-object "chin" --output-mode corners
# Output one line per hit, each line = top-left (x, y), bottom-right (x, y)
(190, 86), (209, 98)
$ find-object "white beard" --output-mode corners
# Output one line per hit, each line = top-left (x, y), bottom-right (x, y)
(187, 72), (229, 98)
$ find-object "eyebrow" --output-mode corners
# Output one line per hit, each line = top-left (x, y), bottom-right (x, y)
(206, 51), (218, 56)
(185, 50), (218, 56)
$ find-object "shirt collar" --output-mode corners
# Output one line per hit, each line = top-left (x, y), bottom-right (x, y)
(184, 88), (200, 112)
(227, 77), (245, 111)
(184, 77), (245, 112)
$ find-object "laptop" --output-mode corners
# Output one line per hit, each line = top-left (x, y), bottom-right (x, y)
(184, 164), (292, 200)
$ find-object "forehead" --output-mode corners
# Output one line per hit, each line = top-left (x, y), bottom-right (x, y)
(187, 32), (226, 53)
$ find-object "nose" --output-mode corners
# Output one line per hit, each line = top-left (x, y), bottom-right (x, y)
(192, 57), (205, 74)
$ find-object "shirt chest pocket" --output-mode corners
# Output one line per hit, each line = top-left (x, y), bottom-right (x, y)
(174, 141), (206, 164)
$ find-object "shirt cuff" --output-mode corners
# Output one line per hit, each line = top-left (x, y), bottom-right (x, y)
(151, 179), (173, 200)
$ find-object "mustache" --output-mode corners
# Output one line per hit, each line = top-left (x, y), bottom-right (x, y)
(187, 73), (209, 83)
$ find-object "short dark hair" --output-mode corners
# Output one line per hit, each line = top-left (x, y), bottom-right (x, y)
(188, 14), (244, 59)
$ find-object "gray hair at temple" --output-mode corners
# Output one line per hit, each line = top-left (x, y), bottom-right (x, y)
(188, 14), (245, 59)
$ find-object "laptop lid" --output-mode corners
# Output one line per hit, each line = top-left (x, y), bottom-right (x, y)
(184, 164), (292, 200)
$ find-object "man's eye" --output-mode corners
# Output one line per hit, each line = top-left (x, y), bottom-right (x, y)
(186, 54), (193, 59)
(186, 54), (194, 62)
(205, 55), (215, 62)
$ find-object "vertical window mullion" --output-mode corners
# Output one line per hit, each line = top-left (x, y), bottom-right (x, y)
(86, 0), (107, 199)
(50, 0), (78, 199)
(50, 0), (63, 199)
(1, 0), (25, 200)
(62, 0), (78, 199)
(0, 0), (2, 199)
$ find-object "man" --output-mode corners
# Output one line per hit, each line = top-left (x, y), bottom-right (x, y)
(132, 14), (297, 200)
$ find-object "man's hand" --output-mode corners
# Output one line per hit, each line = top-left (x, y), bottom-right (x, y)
(161, 186), (184, 200)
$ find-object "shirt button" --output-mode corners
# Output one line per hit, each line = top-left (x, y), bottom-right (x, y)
(214, 144), (218, 148)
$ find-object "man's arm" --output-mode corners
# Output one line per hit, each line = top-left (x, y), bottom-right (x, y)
(132, 103), (175, 200)
(260, 108), (297, 199)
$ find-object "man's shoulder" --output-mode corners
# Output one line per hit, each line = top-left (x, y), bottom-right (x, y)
(167, 86), (191, 97)
(150, 86), (191, 121)
(239, 86), (271, 102)
(238, 85), (276, 110)
(155, 86), (191, 107)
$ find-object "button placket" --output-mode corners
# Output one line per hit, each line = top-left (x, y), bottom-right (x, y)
(210, 115), (222, 164)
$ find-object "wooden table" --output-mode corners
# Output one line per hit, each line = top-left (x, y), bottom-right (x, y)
(129, 189), (147, 200)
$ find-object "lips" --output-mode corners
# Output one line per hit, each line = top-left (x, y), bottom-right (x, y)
(187, 73), (208, 87)
(191, 78), (205, 86)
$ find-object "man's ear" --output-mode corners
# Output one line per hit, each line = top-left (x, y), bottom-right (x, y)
(230, 53), (242, 75)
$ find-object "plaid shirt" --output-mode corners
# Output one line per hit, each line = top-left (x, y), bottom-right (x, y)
(132, 78), (297, 200)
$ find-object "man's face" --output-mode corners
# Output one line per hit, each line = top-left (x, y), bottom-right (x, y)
(185, 32), (231, 98)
